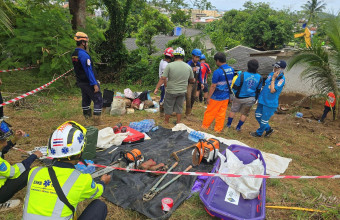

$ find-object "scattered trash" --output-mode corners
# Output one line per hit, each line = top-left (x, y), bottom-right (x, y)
(328, 146), (333, 149)
(126, 108), (135, 114)
(110, 98), (126, 115)
(295, 112), (303, 118)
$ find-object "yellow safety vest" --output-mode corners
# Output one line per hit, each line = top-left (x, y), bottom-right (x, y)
(23, 165), (104, 220)
(0, 155), (26, 188)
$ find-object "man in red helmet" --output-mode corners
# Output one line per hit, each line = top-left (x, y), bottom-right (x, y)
(158, 48), (173, 115)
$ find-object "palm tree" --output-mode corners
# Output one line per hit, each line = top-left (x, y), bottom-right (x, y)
(287, 15), (340, 120)
(301, 0), (326, 23)
(0, 1), (13, 34)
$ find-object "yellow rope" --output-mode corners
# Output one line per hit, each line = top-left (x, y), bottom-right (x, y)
(266, 206), (326, 213)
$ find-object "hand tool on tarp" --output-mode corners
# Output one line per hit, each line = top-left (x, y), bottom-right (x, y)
(143, 163), (192, 201)
(170, 144), (197, 161)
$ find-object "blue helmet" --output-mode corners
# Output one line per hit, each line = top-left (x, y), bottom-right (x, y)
(192, 48), (202, 57)
(200, 54), (206, 60)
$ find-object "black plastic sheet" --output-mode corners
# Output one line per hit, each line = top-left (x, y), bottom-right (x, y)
(94, 126), (226, 219)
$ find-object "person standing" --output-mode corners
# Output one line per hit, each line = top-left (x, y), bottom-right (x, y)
(0, 120), (42, 208)
(202, 52), (234, 133)
(158, 47), (173, 115)
(186, 48), (202, 116)
(250, 61), (286, 137)
(198, 54), (211, 104)
(319, 92), (336, 122)
(71, 32), (103, 125)
(22, 121), (111, 220)
(154, 47), (194, 124)
(226, 59), (263, 131)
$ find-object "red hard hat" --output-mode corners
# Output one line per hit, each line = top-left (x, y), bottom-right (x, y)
(164, 47), (174, 57)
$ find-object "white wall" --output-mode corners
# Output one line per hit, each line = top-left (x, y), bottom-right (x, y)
(283, 64), (317, 95)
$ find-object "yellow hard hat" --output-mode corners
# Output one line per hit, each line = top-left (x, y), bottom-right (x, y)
(74, 32), (89, 41)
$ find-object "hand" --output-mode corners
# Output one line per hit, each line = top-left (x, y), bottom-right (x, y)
(100, 174), (111, 185)
(273, 70), (280, 80)
(13, 130), (25, 143)
(33, 150), (43, 158)
(154, 88), (158, 95)
(94, 85), (99, 93)
(193, 67), (197, 72)
(206, 98), (210, 105)
(201, 84), (205, 90)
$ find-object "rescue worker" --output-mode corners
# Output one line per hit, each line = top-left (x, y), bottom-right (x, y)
(198, 54), (211, 104)
(22, 121), (111, 220)
(250, 61), (286, 137)
(201, 52), (234, 133)
(0, 120), (42, 207)
(186, 48), (202, 116)
(319, 92), (336, 122)
(158, 47), (174, 115)
(226, 59), (263, 131)
(154, 47), (194, 124)
(71, 32), (103, 125)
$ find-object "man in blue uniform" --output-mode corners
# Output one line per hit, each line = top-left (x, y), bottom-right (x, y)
(186, 48), (202, 116)
(227, 59), (263, 131)
(250, 61), (286, 137)
(71, 32), (103, 125)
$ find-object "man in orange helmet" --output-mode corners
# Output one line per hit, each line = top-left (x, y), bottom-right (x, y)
(71, 32), (103, 125)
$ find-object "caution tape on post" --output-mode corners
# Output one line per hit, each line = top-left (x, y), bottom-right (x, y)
(0, 66), (37, 73)
(12, 147), (340, 179)
(1, 68), (73, 107)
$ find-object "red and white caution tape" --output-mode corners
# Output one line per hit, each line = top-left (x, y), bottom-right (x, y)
(1, 68), (73, 107)
(12, 147), (340, 179)
(0, 66), (37, 73)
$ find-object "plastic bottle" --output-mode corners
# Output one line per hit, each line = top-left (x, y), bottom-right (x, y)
(151, 126), (159, 132)
(24, 134), (29, 137)
(295, 112), (303, 118)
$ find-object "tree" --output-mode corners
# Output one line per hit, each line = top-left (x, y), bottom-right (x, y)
(0, 1), (13, 34)
(191, 0), (215, 10)
(69, 0), (86, 30)
(287, 15), (340, 119)
(302, 0), (326, 24)
(136, 7), (174, 54)
(171, 9), (191, 26)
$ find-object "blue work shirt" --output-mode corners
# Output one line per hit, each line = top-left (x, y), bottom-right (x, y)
(211, 64), (234, 101)
(233, 72), (262, 98)
(258, 72), (285, 108)
(76, 48), (97, 86)
(187, 60), (202, 83)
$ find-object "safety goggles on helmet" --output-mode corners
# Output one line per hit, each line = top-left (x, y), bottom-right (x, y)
(48, 121), (87, 159)
(74, 32), (89, 42)
(0, 120), (13, 141)
(173, 47), (185, 56)
(164, 47), (174, 57)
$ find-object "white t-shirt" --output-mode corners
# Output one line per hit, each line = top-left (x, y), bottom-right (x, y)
(159, 59), (169, 78)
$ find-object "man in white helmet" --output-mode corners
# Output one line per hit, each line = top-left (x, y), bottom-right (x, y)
(22, 121), (111, 220)
(154, 47), (194, 124)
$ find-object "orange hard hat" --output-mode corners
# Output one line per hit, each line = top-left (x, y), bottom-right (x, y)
(74, 32), (89, 41)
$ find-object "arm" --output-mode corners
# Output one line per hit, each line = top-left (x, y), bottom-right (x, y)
(79, 54), (98, 86)
(206, 84), (216, 105)
(270, 71), (280, 93)
(255, 77), (263, 100)
(154, 77), (167, 94)
(80, 174), (111, 200)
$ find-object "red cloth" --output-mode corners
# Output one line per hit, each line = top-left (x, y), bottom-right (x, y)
(200, 63), (211, 83)
(325, 92), (336, 107)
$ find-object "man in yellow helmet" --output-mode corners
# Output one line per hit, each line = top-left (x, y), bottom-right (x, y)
(22, 121), (111, 220)
(72, 32), (103, 125)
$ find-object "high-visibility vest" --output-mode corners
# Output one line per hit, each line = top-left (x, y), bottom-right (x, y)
(0, 156), (25, 188)
(23, 166), (104, 220)
(325, 92), (336, 107)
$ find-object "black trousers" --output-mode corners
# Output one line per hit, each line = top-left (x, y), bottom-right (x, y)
(320, 106), (336, 122)
(0, 169), (30, 203)
(78, 83), (103, 116)
(78, 199), (107, 220)
(0, 91), (3, 118)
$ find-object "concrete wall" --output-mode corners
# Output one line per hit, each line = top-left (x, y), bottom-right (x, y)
(282, 63), (317, 95)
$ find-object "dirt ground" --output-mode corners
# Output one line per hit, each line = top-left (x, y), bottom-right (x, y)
(1, 92), (339, 219)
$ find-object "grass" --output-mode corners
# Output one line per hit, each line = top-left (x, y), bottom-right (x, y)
(1, 70), (340, 219)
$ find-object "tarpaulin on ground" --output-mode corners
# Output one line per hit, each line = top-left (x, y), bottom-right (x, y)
(94, 126), (227, 219)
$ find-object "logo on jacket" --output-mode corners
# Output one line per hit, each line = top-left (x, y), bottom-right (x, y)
(0, 162), (7, 171)
(44, 180), (51, 187)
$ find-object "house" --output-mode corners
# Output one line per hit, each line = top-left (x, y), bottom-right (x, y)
(226, 45), (275, 76)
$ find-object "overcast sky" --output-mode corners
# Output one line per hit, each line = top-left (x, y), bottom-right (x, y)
(208, 0), (340, 12)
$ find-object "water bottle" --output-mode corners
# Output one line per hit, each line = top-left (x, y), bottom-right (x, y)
(151, 126), (159, 132)
(24, 134), (29, 137)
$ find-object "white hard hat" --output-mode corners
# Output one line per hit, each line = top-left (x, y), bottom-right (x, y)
(48, 121), (87, 158)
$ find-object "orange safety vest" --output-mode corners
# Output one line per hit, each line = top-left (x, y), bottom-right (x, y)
(325, 92), (336, 107)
